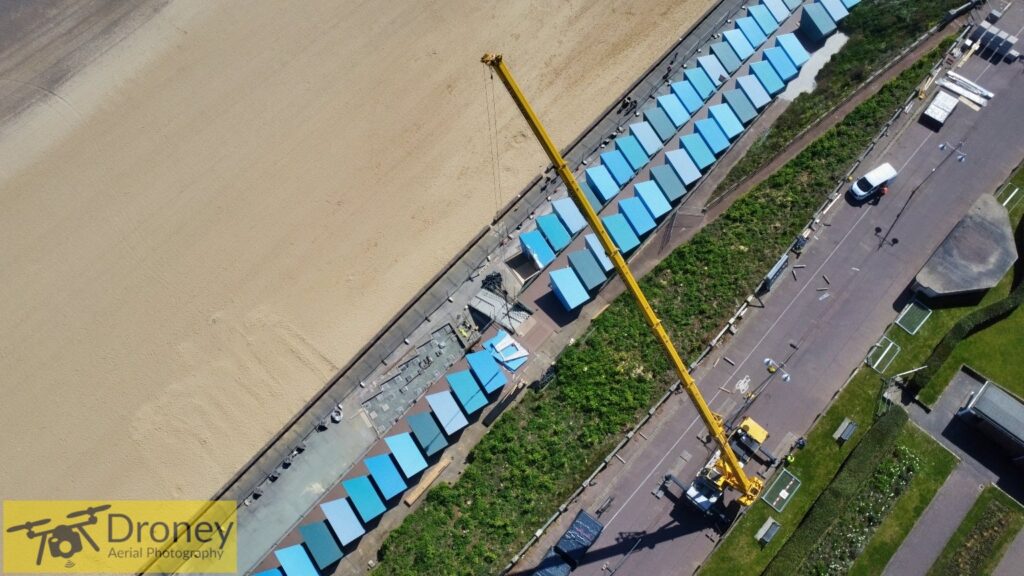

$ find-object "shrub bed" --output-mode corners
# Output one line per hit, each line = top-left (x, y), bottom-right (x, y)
(764, 410), (909, 575)
(927, 486), (1024, 576)
(375, 45), (946, 576)
(717, 0), (963, 194)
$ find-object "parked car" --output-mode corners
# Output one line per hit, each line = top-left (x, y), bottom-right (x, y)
(850, 162), (898, 200)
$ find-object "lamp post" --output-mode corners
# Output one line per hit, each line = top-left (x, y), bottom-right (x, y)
(763, 357), (792, 383)
(878, 141), (966, 248)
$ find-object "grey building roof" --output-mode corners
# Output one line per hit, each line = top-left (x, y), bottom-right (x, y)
(968, 381), (1024, 448)
(916, 194), (1018, 297)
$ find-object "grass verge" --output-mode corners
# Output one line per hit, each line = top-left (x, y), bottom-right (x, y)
(763, 409), (912, 575)
(703, 395), (955, 576)
(716, 0), (963, 194)
(698, 369), (880, 576)
(375, 39), (949, 576)
(927, 486), (1024, 576)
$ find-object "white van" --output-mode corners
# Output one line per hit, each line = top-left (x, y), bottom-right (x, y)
(850, 162), (898, 200)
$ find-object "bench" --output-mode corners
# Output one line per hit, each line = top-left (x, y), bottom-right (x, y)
(755, 517), (781, 547)
(832, 417), (858, 444)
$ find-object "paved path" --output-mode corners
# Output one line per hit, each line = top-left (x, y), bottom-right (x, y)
(882, 463), (985, 576)
(993, 525), (1024, 576)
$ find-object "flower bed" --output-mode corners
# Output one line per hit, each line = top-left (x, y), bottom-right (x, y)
(927, 486), (1024, 576)
(797, 445), (921, 575)
(763, 409), (908, 575)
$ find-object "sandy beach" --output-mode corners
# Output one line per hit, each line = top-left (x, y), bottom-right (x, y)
(0, 0), (715, 504)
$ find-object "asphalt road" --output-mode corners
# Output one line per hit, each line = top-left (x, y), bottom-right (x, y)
(518, 18), (1024, 576)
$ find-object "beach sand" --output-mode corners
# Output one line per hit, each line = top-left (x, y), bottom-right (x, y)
(0, 0), (714, 503)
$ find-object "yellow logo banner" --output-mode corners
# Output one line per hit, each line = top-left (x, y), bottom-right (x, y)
(3, 501), (236, 574)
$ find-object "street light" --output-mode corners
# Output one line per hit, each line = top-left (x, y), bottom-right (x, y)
(878, 141), (967, 248)
(764, 357), (792, 382)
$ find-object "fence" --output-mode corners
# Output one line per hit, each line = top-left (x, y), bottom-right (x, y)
(211, 0), (757, 529)
(500, 22), (972, 576)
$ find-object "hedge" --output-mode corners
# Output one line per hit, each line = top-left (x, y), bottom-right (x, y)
(764, 409), (909, 575)
(375, 44), (946, 576)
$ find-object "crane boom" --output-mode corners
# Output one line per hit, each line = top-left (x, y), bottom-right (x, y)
(481, 53), (762, 505)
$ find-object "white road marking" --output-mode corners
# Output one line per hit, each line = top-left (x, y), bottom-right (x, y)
(974, 21), (1024, 83)
(900, 133), (935, 173)
(599, 118), (951, 535)
(604, 202), (876, 529)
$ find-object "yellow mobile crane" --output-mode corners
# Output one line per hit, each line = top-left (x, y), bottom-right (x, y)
(481, 53), (764, 506)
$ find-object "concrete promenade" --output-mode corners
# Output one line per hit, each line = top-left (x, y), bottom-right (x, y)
(237, 0), (759, 571)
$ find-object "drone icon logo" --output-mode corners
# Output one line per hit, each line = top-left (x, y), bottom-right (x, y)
(5, 504), (111, 567)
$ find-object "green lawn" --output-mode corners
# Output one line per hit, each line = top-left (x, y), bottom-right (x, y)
(927, 486), (1024, 576)
(914, 168), (1024, 405)
(698, 368), (880, 576)
(701, 394), (955, 576)
(924, 295), (1024, 400)
(847, 424), (957, 576)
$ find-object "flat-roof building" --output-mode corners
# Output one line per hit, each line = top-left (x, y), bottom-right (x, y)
(959, 376), (1024, 463)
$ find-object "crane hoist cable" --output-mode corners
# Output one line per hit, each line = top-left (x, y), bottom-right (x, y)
(482, 64), (504, 215)
(480, 52), (763, 505)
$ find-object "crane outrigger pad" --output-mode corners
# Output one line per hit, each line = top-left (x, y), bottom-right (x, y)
(762, 469), (801, 512)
